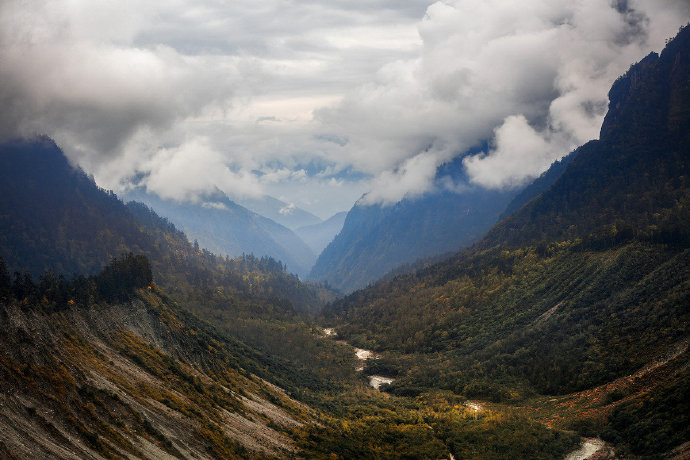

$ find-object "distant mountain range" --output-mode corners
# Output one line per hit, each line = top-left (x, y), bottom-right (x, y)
(235, 195), (322, 230)
(295, 211), (347, 255)
(123, 189), (316, 277)
(0, 138), (329, 313)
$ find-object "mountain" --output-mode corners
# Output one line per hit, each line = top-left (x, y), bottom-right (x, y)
(498, 148), (578, 221)
(0, 257), (318, 458)
(310, 182), (517, 293)
(124, 189), (316, 278)
(0, 138), (329, 315)
(235, 195), (322, 230)
(321, 25), (690, 457)
(0, 150), (580, 458)
(481, 37), (689, 251)
(294, 211), (347, 255)
(0, 137), (160, 278)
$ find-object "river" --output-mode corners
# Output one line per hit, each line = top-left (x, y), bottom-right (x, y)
(564, 438), (605, 460)
(322, 328), (395, 389)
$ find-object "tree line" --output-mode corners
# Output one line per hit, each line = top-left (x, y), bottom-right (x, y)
(0, 252), (152, 306)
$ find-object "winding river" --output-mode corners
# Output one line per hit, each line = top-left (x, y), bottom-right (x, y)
(323, 328), (395, 389)
(324, 329), (607, 459)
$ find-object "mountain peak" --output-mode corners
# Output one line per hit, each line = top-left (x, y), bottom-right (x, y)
(601, 25), (690, 144)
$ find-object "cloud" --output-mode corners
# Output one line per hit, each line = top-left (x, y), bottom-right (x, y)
(142, 138), (263, 202)
(0, 0), (687, 212)
(463, 115), (552, 189)
(0, 0), (432, 212)
(202, 202), (228, 211)
(360, 148), (447, 205)
(279, 203), (296, 215)
(320, 0), (690, 202)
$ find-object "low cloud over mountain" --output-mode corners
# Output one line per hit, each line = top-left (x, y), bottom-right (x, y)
(1, 0), (687, 213)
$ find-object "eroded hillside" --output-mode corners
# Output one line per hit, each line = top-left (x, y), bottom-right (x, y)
(0, 289), (314, 459)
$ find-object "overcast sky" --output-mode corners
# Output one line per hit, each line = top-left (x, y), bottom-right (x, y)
(1, 0), (688, 218)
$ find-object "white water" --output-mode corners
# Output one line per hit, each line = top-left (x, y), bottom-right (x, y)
(564, 438), (604, 460)
(320, 328), (396, 389)
(369, 375), (394, 389)
(354, 348), (374, 360)
(465, 402), (482, 412)
(353, 348), (395, 389)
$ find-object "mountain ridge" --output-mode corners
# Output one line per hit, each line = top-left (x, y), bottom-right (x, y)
(319, 24), (690, 457)
(235, 195), (322, 230)
(294, 211), (347, 256)
(310, 184), (516, 293)
(123, 188), (316, 278)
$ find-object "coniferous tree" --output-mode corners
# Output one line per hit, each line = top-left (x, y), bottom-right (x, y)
(0, 257), (11, 300)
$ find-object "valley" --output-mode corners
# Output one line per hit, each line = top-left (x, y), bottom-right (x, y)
(0, 8), (688, 460)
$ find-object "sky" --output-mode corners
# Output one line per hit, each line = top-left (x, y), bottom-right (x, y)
(1, 0), (688, 219)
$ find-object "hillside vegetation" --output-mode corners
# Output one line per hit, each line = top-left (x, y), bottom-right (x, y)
(0, 256), (317, 458)
(1, 255), (583, 459)
(322, 25), (690, 457)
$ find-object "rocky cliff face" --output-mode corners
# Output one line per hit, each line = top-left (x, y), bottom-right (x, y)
(601, 25), (689, 147)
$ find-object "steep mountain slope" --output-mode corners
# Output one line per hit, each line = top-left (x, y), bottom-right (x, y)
(322, 25), (690, 457)
(0, 138), (157, 278)
(235, 195), (322, 230)
(498, 148), (577, 221)
(310, 184), (516, 293)
(124, 189), (315, 278)
(294, 211), (347, 255)
(483, 32), (690, 250)
(0, 139), (329, 315)
(0, 261), (316, 458)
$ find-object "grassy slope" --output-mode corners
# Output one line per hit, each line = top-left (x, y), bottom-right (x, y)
(326, 243), (689, 397)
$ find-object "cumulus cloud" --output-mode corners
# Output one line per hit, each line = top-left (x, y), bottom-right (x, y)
(321, 0), (690, 201)
(463, 115), (553, 189)
(0, 0), (687, 212)
(279, 203), (296, 215)
(142, 138), (263, 203)
(360, 148), (448, 205)
(0, 0), (432, 214)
